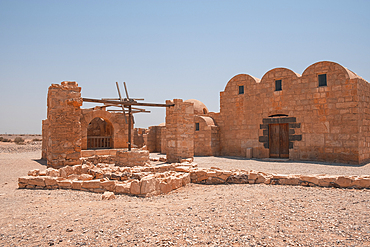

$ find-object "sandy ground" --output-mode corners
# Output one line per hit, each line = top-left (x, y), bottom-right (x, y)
(1, 144), (370, 246)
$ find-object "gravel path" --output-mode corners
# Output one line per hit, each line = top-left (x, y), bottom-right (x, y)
(1, 148), (370, 246)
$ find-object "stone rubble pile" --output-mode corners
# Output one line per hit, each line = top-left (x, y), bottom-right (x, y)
(19, 163), (370, 197)
(18, 162), (195, 197)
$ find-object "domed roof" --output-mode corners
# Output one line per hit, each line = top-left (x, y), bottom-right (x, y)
(185, 99), (209, 115)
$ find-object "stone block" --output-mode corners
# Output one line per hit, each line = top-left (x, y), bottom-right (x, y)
(45, 168), (59, 177)
(115, 182), (131, 194)
(28, 177), (45, 187)
(102, 191), (116, 200)
(334, 176), (353, 188)
(82, 179), (101, 189)
(71, 180), (83, 190)
(58, 180), (72, 189)
(101, 180), (116, 192)
(44, 176), (58, 186)
(130, 180), (141, 195)
(140, 175), (159, 195)
(28, 169), (40, 176)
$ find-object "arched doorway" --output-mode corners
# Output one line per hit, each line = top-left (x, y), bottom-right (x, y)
(87, 117), (113, 149)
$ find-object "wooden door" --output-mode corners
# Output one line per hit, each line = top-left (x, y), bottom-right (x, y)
(269, 123), (289, 158)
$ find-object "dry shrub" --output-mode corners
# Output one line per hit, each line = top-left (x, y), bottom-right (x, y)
(32, 138), (42, 141)
(0, 137), (11, 142)
(14, 137), (25, 144)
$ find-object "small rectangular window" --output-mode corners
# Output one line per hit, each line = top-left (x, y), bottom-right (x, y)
(275, 80), (282, 91)
(239, 85), (244, 94)
(195, 123), (199, 131)
(318, 74), (327, 87)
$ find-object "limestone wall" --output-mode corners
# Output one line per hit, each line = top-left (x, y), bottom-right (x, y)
(220, 61), (365, 164)
(194, 116), (220, 156)
(357, 77), (370, 164)
(165, 99), (194, 163)
(41, 119), (48, 159)
(46, 81), (82, 168)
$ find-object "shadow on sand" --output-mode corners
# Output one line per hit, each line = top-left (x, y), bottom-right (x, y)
(32, 158), (47, 166)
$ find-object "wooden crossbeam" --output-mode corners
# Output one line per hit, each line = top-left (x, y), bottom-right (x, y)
(82, 98), (174, 107)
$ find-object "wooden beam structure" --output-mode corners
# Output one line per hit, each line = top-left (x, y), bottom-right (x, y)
(82, 82), (175, 151)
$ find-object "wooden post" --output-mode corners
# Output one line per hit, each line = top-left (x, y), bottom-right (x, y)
(128, 105), (132, 151)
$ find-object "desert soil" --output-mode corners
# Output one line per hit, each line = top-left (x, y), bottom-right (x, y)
(1, 142), (370, 246)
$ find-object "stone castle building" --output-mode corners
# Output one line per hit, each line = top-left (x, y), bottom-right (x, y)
(42, 61), (370, 167)
(142, 61), (370, 165)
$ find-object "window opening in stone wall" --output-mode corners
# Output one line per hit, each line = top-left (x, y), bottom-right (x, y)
(239, 85), (244, 94)
(195, 123), (200, 131)
(87, 117), (113, 149)
(275, 80), (282, 91)
(318, 74), (327, 87)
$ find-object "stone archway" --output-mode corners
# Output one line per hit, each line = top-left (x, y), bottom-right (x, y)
(87, 117), (113, 149)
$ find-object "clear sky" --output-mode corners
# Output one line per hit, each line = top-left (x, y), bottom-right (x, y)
(1, 0), (369, 134)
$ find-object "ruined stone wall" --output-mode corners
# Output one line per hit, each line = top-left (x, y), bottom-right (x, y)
(165, 99), (194, 163)
(220, 61), (364, 164)
(160, 127), (167, 154)
(146, 126), (164, 153)
(46, 81), (82, 168)
(42, 119), (48, 159)
(133, 128), (146, 148)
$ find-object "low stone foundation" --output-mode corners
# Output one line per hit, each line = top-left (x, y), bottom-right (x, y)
(19, 163), (370, 197)
(115, 150), (149, 167)
(19, 162), (193, 197)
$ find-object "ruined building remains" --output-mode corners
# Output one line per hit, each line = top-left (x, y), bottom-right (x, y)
(43, 61), (370, 166)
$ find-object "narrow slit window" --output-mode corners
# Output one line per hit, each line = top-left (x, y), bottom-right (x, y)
(318, 74), (327, 87)
(239, 85), (244, 94)
(275, 80), (282, 91)
(195, 123), (200, 131)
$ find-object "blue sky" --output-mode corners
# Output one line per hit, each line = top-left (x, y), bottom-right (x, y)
(1, 0), (369, 134)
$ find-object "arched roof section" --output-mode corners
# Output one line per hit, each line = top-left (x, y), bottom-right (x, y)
(195, 116), (216, 126)
(223, 74), (260, 92)
(81, 109), (120, 132)
(302, 61), (363, 80)
(185, 99), (209, 114)
(260, 67), (301, 84)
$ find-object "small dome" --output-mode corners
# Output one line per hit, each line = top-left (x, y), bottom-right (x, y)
(185, 99), (209, 114)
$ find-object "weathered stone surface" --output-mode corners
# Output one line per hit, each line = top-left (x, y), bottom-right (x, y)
(130, 180), (141, 195)
(116, 150), (149, 167)
(82, 180), (101, 189)
(78, 174), (93, 181)
(334, 176), (353, 188)
(28, 169), (40, 176)
(115, 182), (131, 194)
(46, 168), (59, 177)
(44, 176), (58, 186)
(28, 177), (45, 187)
(59, 166), (74, 178)
(101, 180), (116, 192)
(226, 174), (249, 184)
(140, 175), (158, 195)
(71, 180), (83, 190)
(58, 180), (72, 189)
(102, 191), (116, 200)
